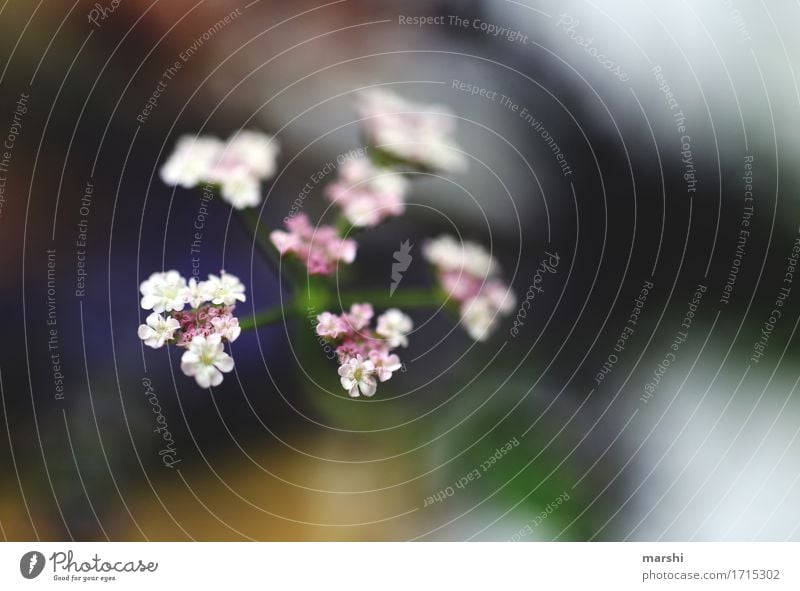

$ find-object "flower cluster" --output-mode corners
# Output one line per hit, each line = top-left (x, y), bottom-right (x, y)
(269, 213), (357, 275)
(138, 270), (246, 388)
(357, 88), (467, 174)
(316, 304), (413, 397)
(423, 235), (516, 341)
(324, 155), (408, 228)
(160, 131), (279, 209)
(271, 88), (467, 276)
(147, 92), (520, 395)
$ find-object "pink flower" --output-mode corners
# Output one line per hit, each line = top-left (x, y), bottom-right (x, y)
(316, 312), (347, 339)
(423, 234), (515, 341)
(439, 270), (484, 302)
(345, 303), (374, 331)
(368, 350), (402, 382)
(325, 156), (408, 227)
(269, 213), (356, 275)
(211, 313), (241, 342)
(318, 302), (410, 396)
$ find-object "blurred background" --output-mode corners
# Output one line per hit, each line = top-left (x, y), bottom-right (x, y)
(1, 0), (800, 541)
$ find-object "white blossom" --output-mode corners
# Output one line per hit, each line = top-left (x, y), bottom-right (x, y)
(160, 130), (279, 210)
(375, 308), (413, 348)
(423, 235), (499, 279)
(180, 334), (234, 388)
(219, 130), (279, 180)
(338, 355), (377, 397)
(137, 313), (180, 348)
(459, 296), (497, 342)
(185, 277), (209, 309)
(357, 89), (467, 173)
(159, 135), (223, 188)
(140, 270), (189, 313)
(204, 272), (246, 306)
(215, 166), (262, 210)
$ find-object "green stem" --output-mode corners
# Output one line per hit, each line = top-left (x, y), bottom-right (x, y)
(236, 209), (290, 286)
(335, 287), (443, 310)
(239, 287), (443, 332)
(239, 303), (299, 331)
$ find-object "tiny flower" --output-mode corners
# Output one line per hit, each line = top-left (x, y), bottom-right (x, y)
(460, 296), (497, 342)
(269, 213), (357, 275)
(325, 156), (409, 227)
(160, 130), (279, 209)
(185, 277), (209, 309)
(423, 234), (514, 340)
(269, 229), (301, 255)
(337, 354), (377, 397)
(439, 270), (483, 302)
(423, 235), (498, 279)
(137, 312), (180, 349)
(368, 349), (402, 382)
(422, 234), (463, 270)
(218, 130), (279, 180)
(331, 236), (357, 265)
(357, 89), (467, 173)
(484, 280), (517, 315)
(211, 314), (241, 342)
(375, 308), (413, 348)
(180, 334), (234, 388)
(461, 241), (500, 279)
(345, 303), (374, 331)
(214, 166), (261, 210)
(316, 312), (347, 338)
(204, 272), (246, 306)
(140, 270), (189, 313)
(160, 135), (223, 188)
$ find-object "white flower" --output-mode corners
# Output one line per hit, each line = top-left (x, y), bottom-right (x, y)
(220, 130), (279, 180)
(422, 234), (462, 269)
(140, 270), (189, 313)
(340, 196), (384, 227)
(160, 130), (279, 209)
(375, 308), (413, 348)
(462, 242), (499, 279)
(423, 235), (498, 279)
(180, 334), (234, 388)
(215, 166), (261, 210)
(337, 355), (377, 397)
(160, 135), (223, 188)
(460, 296), (499, 342)
(137, 312), (180, 349)
(484, 281), (516, 315)
(204, 271), (246, 306)
(357, 89), (466, 173)
(368, 350), (402, 382)
(185, 277), (209, 309)
(339, 193), (406, 228)
(210, 315), (241, 342)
